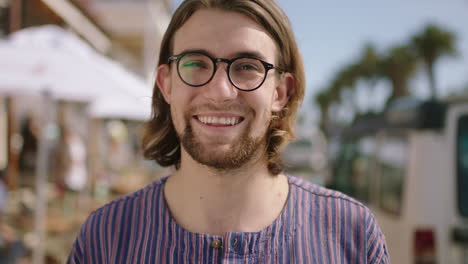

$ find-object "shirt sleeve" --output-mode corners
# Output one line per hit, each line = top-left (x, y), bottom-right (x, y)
(67, 228), (86, 264)
(67, 212), (95, 264)
(366, 211), (391, 264)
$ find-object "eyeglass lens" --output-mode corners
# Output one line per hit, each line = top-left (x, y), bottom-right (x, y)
(178, 53), (266, 91)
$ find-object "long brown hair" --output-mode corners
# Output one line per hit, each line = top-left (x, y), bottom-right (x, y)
(142, 0), (305, 175)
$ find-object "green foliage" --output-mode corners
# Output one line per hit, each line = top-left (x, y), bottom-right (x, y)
(314, 23), (458, 132)
(411, 24), (457, 99)
(379, 45), (418, 102)
(411, 24), (457, 66)
(356, 44), (380, 81)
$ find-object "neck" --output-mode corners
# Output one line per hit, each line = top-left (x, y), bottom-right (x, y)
(163, 150), (289, 235)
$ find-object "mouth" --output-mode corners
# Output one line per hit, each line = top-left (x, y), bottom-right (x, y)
(194, 115), (244, 127)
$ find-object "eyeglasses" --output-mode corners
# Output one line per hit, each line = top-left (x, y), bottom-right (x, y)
(167, 51), (285, 92)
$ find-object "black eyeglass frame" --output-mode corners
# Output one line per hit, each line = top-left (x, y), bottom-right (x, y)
(167, 51), (286, 92)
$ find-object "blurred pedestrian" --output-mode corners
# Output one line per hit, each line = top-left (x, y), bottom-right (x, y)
(55, 126), (88, 218)
(0, 174), (26, 263)
(68, 0), (390, 263)
(63, 131), (87, 193)
(18, 113), (39, 187)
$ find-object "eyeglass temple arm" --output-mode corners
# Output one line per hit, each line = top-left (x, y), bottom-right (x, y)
(167, 55), (179, 63)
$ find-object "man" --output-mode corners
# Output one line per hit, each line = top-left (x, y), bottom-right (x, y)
(68, 0), (390, 263)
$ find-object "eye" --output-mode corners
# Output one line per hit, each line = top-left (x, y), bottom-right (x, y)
(182, 60), (208, 69)
(239, 64), (258, 71)
(234, 63), (261, 72)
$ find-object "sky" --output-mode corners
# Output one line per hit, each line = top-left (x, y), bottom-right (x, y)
(173, 0), (468, 123)
(276, 0), (468, 118)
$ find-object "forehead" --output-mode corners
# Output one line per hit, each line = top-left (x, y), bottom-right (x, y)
(173, 9), (277, 61)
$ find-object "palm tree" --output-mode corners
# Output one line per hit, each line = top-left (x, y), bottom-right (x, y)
(357, 43), (380, 83)
(411, 24), (457, 99)
(314, 63), (360, 135)
(316, 80), (342, 130)
(379, 45), (418, 106)
(336, 63), (361, 114)
(353, 43), (381, 112)
(315, 89), (332, 134)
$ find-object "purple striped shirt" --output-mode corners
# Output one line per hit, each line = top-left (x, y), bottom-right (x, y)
(68, 175), (390, 263)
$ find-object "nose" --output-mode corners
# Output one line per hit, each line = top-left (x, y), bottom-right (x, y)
(202, 63), (238, 102)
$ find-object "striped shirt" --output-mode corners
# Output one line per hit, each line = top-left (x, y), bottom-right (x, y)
(68, 175), (390, 263)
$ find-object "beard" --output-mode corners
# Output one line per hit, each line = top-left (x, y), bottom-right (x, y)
(179, 104), (268, 171)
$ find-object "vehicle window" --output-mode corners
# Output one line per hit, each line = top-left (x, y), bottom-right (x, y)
(333, 137), (376, 203)
(457, 115), (468, 217)
(377, 137), (407, 215)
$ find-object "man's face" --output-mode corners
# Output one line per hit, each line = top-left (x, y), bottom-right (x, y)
(157, 9), (289, 170)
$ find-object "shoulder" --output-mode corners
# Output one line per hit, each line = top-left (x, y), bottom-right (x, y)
(68, 177), (168, 262)
(288, 174), (366, 209)
(80, 176), (167, 233)
(288, 175), (390, 263)
(102, 176), (164, 211)
(288, 174), (375, 229)
(288, 174), (378, 238)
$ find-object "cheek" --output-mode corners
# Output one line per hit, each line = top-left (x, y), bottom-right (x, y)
(255, 92), (277, 131)
(259, 108), (273, 127)
(248, 97), (273, 129)
(170, 96), (189, 132)
(247, 90), (275, 117)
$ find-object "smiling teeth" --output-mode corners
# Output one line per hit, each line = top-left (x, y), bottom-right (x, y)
(198, 116), (240, 125)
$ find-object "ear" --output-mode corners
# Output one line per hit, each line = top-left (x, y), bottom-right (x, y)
(271, 72), (294, 112)
(156, 64), (172, 104)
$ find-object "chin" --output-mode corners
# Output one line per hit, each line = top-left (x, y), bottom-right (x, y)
(186, 143), (255, 170)
(182, 134), (261, 170)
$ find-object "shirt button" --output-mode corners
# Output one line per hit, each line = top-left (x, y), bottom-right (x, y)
(211, 239), (222, 249)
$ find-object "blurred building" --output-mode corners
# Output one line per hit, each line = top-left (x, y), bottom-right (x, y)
(0, 0), (172, 77)
(0, 1), (172, 262)
(0, 0), (172, 184)
(89, 0), (171, 77)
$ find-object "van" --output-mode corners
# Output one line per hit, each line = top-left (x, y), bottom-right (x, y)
(328, 99), (468, 264)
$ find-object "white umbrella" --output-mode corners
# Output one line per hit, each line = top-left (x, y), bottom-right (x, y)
(0, 25), (152, 119)
(86, 52), (152, 121)
(0, 41), (152, 120)
(0, 41), (101, 101)
(89, 93), (152, 121)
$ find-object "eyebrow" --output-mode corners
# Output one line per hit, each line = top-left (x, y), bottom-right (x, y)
(232, 51), (266, 61)
(177, 49), (268, 61)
